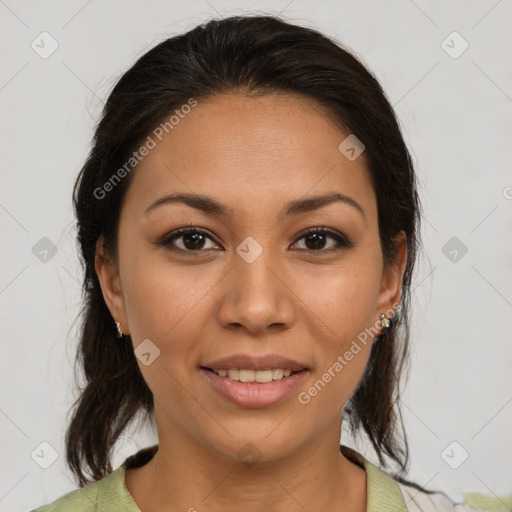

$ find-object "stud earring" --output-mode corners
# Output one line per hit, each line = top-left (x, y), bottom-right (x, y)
(379, 314), (391, 336)
(115, 321), (124, 339)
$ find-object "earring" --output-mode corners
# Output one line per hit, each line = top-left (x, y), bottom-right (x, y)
(115, 321), (124, 339)
(379, 314), (391, 336)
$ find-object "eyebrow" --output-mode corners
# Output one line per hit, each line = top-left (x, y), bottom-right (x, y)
(144, 192), (365, 220)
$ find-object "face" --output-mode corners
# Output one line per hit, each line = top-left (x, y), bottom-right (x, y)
(96, 92), (406, 463)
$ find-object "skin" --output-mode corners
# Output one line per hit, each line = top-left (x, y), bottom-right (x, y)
(96, 92), (407, 512)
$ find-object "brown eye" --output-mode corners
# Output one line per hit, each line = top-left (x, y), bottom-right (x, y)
(157, 226), (353, 255)
(293, 227), (353, 253)
(158, 227), (220, 252)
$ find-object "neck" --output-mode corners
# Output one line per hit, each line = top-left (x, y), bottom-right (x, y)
(125, 414), (366, 512)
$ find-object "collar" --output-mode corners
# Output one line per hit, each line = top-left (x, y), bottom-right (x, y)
(341, 445), (408, 511)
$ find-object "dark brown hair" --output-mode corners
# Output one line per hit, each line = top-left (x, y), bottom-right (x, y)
(68, 14), (425, 491)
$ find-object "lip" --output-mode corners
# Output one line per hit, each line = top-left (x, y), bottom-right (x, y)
(201, 367), (308, 409)
(202, 353), (308, 372)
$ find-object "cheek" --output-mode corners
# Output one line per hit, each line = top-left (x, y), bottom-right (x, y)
(120, 258), (213, 405)
(121, 252), (219, 353)
(296, 258), (382, 347)
(294, 265), (379, 415)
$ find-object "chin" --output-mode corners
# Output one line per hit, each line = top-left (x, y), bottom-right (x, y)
(197, 415), (314, 465)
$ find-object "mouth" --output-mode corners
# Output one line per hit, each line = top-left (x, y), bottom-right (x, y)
(201, 367), (306, 383)
(200, 367), (309, 409)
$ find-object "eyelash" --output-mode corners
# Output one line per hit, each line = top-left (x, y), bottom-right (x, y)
(157, 226), (354, 255)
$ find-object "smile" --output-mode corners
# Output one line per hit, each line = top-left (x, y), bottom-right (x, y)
(201, 367), (309, 408)
(210, 368), (295, 382)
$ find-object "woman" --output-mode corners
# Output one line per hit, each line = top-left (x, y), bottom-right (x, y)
(32, 14), (509, 512)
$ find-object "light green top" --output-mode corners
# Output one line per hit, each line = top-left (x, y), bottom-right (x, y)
(31, 444), (511, 511)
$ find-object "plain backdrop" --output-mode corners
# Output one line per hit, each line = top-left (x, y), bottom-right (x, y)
(1, 1), (511, 510)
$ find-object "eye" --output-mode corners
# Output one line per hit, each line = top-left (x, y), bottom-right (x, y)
(157, 226), (353, 254)
(157, 227), (220, 252)
(292, 227), (353, 254)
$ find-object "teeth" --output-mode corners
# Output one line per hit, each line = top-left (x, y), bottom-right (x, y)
(239, 369), (255, 382)
(227, 369), (239, 380)
(213, 368), (298, 382)
(272, 368), (284, 379)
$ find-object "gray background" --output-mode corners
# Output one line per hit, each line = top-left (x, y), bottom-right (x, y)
(1, 0), (511, 510)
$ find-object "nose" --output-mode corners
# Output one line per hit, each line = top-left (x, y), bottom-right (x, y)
(215, 238), (295, 336)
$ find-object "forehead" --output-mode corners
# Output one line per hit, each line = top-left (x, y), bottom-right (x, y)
(122, 92), (376, 220)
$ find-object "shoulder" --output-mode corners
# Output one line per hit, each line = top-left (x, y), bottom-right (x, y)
(396, 480), (512, 512)
(30, 445), (158, 512)
(340, 445), (511, 512)
(30, 478), (104, 512)
(30, 465), (135, 512)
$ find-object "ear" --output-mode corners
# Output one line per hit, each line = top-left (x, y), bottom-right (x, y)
(95, 236), (130, 336)
(375, 230), (407, 319)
